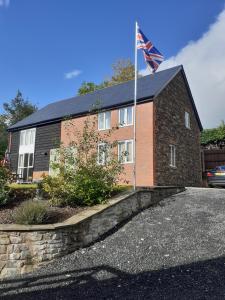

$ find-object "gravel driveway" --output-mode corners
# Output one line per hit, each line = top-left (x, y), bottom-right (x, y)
(1, 187), (225, 300)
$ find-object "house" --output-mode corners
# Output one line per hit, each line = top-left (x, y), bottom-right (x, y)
(7, 65), (203, 187)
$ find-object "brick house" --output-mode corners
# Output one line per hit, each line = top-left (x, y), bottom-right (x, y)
(7, 65), (203, 187)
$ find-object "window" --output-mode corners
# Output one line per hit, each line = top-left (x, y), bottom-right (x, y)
(20, 128), (36, 146)
(17, 153), (34, 182)
(169, 145), (176, 167)
(49, 148), (60, 176)
(185, 111), (190, 129)
(119, 106), (133, 127)
(118, 140), (133, 163)
(98, 143), (110, 165)
(98, 111), (111, 130)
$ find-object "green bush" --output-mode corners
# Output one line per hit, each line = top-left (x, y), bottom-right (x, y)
(42, 114), (124, 206)
(13, 200), (48, 225)
(0, 164), (11, 206)
(9, 184), (37, 202)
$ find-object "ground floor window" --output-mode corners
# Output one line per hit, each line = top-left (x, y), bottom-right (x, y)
(17, 152), (34, 182)
(49, 148), (60, 176)
(169, 145), (176, 167)
(118, 140), (133, 163)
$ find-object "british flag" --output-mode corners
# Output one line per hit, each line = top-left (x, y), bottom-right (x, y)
(137, 26), (164, 72)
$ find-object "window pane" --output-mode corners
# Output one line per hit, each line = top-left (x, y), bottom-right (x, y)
(24, 153), (29, 167)
(28, 168), (33, 180)
(105, 111), (111, 129)
(98, 144), (105, 164)
(20, 132), (25, 145)
(126, 141), (133, 162)
(127, 107), (133, 125)
(98, 113), (104, 130)
(18, 154), (24, 167)
(118, 142), (126, 163)
(30, 130), (34, 145)
(29, 153), (34, 167)
(119, 109), (125, 126)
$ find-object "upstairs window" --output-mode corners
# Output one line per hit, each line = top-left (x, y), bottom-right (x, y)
(118, 140), (133, 164)
(119, 106), (133, 127)
(169, 145), (176, 168)
(98, 111), (111, 130)
(20, 129), (36, 146)
(185, 111), (191, 129)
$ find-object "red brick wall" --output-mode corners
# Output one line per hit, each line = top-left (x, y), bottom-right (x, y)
(61, 102), (154, 186)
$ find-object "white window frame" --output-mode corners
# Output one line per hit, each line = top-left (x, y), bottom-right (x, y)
(98, 111), (111, 131)
(97, 143), (110, 165)
(19, 128), (36, 154)
(17, 152), (34, 182)
(185, 111), (191, 129)
(169, 145), (176, 168)
(18, 128), (36, 182)
(118, 139), (133, 164)
(119, 106), (133, 127)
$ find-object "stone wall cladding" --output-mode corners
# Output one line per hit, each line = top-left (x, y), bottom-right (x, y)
(154, 71), (202, 186)
(0, 187), (184, 279)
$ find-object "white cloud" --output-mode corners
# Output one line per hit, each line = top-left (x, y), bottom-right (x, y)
(140, 8), (225, 128)
(65, 69), (82, 79)
(0, 0), (10, 7)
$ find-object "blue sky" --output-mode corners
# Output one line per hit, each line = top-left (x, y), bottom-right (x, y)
(0, 0), (225, 127)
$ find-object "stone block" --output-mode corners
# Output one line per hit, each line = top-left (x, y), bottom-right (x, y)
(0, 237), (10, 245)
(0, 245), (7, 254)
(9, 236), (22, 244)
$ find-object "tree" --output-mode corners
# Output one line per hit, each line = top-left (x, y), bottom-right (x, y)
(0, 116), (7, 160)
(0, 90), (38, 159)
(78, 82), (101, 95)
(109, 59), (135, 85)
(3, 90), (37, 126)
(201, 121), (225, 145)
(77, 59), (138, 95)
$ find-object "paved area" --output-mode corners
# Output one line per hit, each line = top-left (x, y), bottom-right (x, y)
(1, 187), (225, 299)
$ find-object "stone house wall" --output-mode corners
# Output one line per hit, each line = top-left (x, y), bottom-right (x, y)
(154, 72), (202, 186)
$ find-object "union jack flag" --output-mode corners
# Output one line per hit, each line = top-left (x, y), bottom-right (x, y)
(137, 26), (164, 72)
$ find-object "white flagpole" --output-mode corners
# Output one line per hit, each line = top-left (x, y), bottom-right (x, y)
(133, 21), (138, 191)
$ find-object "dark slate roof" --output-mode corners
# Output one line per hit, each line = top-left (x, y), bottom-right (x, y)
(9, 65), (201, 131)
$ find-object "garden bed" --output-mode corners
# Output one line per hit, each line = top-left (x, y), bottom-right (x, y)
(0, 200), (87, 224)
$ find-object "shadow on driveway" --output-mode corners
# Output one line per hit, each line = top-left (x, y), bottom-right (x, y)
(1, 255), (225, 299)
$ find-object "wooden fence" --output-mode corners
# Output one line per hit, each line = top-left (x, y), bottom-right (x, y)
(203, 149), (225, 171)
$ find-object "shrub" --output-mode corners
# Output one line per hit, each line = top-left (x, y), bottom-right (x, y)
(42, 113), (124, 206)
(9, 183), (37, 202)
(13, 200), (48, 225)
(0, 163), (11, 206)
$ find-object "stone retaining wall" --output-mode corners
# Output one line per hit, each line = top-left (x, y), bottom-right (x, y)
(0, 186), (184, 279)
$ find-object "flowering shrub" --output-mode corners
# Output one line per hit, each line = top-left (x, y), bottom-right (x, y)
(42, 114), (124, 206)
(0, 163), (11, 205)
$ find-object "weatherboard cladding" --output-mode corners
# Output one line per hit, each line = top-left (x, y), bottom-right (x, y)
(10, 131), (20, 172)
(9, 66), (182, 131)
(34, 122), (61, 172)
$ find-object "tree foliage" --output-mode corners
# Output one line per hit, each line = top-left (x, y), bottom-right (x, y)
(201, 121), (225, 145)
(0, 90), (37, 159)
(78, 59), (138, 95)
(0, 116), (8, 159)
(3, 90), (38, 126)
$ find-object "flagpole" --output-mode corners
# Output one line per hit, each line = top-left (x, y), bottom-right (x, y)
(133, 21), (138, 191)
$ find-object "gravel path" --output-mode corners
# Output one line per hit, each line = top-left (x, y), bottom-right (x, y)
(1, 187), (225, 299)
